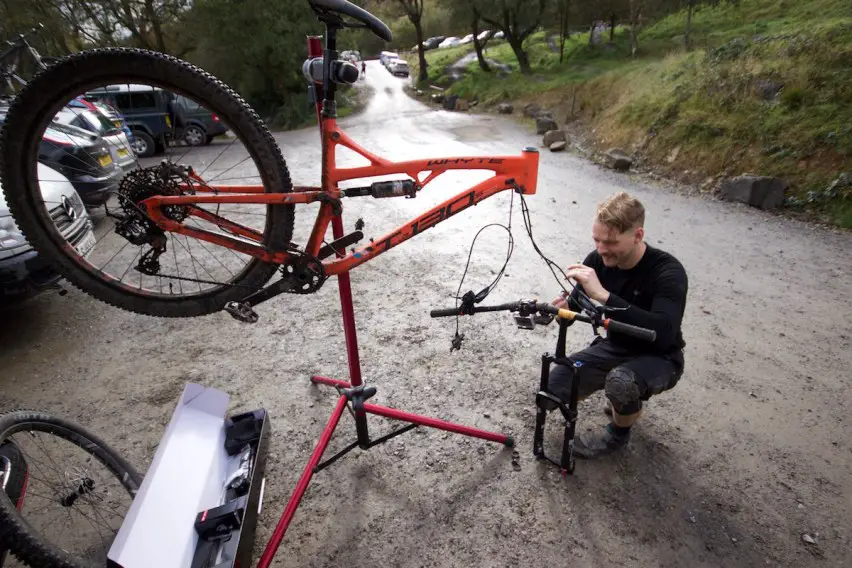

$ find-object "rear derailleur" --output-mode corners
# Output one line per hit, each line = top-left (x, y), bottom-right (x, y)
(224, 254), (326, 323)
(113, 212), (168, 276)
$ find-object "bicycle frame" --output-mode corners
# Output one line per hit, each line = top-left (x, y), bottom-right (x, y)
(142, 47), (539, 279)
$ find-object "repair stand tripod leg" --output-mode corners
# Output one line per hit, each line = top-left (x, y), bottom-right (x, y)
(256, 215), (513, 568)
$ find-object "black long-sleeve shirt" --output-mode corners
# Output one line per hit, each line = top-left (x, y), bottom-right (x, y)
(566, 245), (688, 355)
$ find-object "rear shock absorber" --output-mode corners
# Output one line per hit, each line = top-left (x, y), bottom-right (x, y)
(342, 179), (418, 198)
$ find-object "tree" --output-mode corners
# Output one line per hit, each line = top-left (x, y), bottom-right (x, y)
(52, 0), (192, 53)
(391, 0), (428, 82)
(629, 0), (643, 57)
(469, 5), (491, 72)
(557, 0), (570, 63)
(473, 0), (548, 74)
(439, 0), (493, 72)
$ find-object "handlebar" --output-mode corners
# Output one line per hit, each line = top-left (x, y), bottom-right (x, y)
(430, 300), (656, 342)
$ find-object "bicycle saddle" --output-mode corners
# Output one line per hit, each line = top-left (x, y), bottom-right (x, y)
(309, 0), (393, 42)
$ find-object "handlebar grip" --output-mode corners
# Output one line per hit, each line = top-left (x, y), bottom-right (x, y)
(604, 319), (657, 342)
(430, 307), (461, 318)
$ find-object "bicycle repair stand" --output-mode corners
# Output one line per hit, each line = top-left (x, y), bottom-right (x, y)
(254, 34), (514, 568)
(533, 317), (581, 475)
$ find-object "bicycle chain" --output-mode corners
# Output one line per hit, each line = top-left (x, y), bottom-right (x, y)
(133, 250), (325, 294)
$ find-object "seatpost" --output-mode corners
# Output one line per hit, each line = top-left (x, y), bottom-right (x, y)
(321, 24), (339, 118)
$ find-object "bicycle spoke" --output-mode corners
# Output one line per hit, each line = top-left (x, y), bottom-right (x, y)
(171, 235), (183, 294)
(196, 134), (243, 179)
(172, 233), (226, 284)
(183, 235), (204, 293)
(12, 443), (65, 493)
(185, 220), (240, 276)
(117, 248), (143, 283)
(30, 432), (68, 490)
(204, 155), (254, 183)
(100, 239), (133, 272)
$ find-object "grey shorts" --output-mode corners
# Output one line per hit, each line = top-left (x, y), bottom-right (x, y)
(548, 337), (683, 404)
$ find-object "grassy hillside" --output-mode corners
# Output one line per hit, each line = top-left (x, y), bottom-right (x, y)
(407, 0), (852, 227)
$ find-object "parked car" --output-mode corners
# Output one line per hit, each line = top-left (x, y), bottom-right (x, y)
(69, 96), (135, 149)
(439, 37), (462, 49)
(38, 120), (124, 207)
(387, 59), (410, 77)
(0, 105), (123, 207)
(0, 104), (122, 208)
(53, 107), (136, 172)
(84, 84), (175, 158)
(380, 51), (400, 66)
(423, 36), (445, 50)
(0, 162), (95, 303)
(171, 94), (228, 146)
(460, 34), (474, 44)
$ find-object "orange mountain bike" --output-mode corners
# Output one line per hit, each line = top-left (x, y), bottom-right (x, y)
(0, 1), (541, 567)
(0, 3), (662, 567)
(0, 2), (538, 321)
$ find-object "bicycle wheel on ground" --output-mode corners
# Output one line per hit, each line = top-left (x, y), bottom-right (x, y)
(0, 48), (295, 318)
(0, 410), (141, 568)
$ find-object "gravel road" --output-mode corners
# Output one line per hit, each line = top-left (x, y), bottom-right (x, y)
(1, 59), (850, 567)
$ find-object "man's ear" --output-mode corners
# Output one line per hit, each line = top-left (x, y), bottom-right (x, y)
(634, 226), (645, 243)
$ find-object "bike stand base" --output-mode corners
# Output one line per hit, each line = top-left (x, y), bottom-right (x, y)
(255, 374), (513, 567)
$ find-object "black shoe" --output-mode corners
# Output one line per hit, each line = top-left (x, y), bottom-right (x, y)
(573, 424), (630, 459)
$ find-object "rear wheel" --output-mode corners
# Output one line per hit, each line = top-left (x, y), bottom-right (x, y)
(0, 48), (295, 318)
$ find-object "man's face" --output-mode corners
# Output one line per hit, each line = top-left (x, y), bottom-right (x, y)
(592, 221), (643, 267)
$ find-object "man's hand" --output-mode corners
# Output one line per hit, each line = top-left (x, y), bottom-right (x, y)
(564, 264), (610, 304)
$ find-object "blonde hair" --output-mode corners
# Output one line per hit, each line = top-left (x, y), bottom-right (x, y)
(595, 192), (645, 233)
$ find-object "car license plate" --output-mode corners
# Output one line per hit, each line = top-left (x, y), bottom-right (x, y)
(98, 154), (113, 167)
(75, 231), (96, 257)
(117, 147), (130, 158)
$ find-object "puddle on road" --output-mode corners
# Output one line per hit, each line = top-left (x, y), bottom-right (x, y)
(446, 123), (496, 143)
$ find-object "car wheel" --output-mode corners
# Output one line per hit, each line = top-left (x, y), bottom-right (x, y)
(132, 131), (155, 158)
(183, 124), (206, 147)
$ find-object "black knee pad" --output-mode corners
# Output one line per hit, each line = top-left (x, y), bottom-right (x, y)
(605, 367), (642, 415)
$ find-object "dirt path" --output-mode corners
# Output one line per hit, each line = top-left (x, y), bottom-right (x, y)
(1, 60), (851, 567)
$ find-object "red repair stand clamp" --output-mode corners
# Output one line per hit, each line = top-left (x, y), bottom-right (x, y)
(255, 35), (513, 568)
